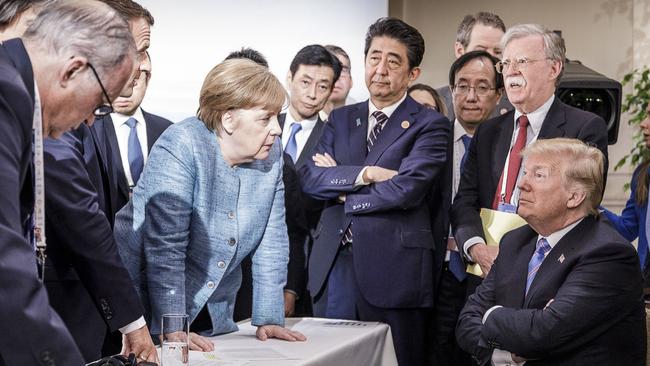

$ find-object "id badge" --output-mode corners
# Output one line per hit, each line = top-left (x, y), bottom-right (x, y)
(497, 202), (518, 213)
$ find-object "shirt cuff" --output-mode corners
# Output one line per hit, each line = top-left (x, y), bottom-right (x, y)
(463, 236), (487, 262)
(354, 166), (370, 187)
(119, 316), (147, 334)
(482, 305), (503, 324)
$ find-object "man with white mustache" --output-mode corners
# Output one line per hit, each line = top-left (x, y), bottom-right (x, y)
(450, 24), (609, 286)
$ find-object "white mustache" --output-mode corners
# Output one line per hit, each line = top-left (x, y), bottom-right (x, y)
(506, 76), (526, 87)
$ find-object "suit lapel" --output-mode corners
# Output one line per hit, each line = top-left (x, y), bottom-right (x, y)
(143, 110), (156, 151)
(296, 117), (325, 168)
(364, 97), (414, 166)
(104, 116), (130, 200)
(278, 113), (286, 130)
(348, 103), (369, 164)
(492, 111), (514, 187)
(538, 98), (566, 139)
(524, 217), (588, 307)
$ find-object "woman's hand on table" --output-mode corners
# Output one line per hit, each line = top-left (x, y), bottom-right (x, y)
(256, 324), (306, 342)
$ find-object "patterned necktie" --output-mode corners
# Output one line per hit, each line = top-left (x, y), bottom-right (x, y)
(526, 237), (552, 294)
(284, 122), (302, 163)
(340, 110), (390, 246)
(125, 117), (144, 185)
(368, 111), (388, 152)
(493, 115), (529, 208)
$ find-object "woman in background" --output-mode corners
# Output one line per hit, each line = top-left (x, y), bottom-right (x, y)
(115, 59), (305, 350)
(602, 104), (650, 286)
(408, 83), (448, 117)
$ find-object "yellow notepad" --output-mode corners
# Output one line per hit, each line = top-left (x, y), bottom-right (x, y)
(467, 208), (527, 276)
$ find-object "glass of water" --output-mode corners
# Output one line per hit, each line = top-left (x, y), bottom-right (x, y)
(160, 313), (189, 366)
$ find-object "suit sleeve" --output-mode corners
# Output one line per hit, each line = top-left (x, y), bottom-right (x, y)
(576, 113), (609, 182)
(43, 135), (144, 332)
(0, 81), (84, 364)
(282, 156), (308, 295)
(251, 145), (289, 327)
(480, 241), (641, 359)
(344, 114), (449, 214)
(455, 247), (499, 365)
(299, 113), (366, 200)
(601, 167), (641, 242)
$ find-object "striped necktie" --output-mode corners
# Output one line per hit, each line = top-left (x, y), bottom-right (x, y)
(526, 237), (552, 294)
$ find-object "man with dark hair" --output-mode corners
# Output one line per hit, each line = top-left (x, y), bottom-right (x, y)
(0, 0), (141, 364)
(0, 0), (52, 39)
(437, 11), (511, 121)
(321, 44), (354, 118)
(41, 0), (167, 361)
(431, 50), (502, 366)
(225, 47), (269, 67)
(300, 17), (449, 366)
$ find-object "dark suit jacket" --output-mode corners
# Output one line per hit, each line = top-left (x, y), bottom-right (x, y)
(450, 98), (609, 254)
(94, 111), (172, 220)
(300, 96), (450, 308)
(43, 125), (145, 361)
(0, 38), (84, 365)
(456, 216), (646, 365)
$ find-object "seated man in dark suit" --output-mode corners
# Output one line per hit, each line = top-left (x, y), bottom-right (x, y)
(0, 1), (140, 364)
(456, 138), (646, 366)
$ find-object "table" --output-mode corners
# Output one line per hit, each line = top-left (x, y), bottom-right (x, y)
(185, 317), (398, 366)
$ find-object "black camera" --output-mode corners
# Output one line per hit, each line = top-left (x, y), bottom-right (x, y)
(557, 59), (622, 145)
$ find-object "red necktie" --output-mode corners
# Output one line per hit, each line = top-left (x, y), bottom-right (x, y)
(492, 115), (529, 208)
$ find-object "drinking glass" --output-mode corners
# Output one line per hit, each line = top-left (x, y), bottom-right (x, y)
(160, 313), (189, 366)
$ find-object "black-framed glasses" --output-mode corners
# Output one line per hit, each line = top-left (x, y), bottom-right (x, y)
(453, 84), (496, 97)
(495, 57), (551, 74)
(87, 62), (114, 117)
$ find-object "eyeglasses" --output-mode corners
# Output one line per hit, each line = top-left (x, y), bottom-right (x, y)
(495, 57), (551, 74)
(87, 62), (114, 117)
(453, 84), (496, 97)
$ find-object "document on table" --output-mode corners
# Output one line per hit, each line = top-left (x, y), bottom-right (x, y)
(467, 208), (527, 276)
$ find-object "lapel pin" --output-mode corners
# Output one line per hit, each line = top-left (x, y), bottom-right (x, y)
(355, 118), (361, 127)
(558, 254), (565, 263)
(401, 120), (410, 129)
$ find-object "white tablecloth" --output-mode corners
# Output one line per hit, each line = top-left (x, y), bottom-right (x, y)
(186, 317), (398, 366)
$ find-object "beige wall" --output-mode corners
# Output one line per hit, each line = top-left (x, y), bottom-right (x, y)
(391, 0), (650, 210)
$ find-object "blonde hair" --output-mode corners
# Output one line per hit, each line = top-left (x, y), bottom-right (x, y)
(197, 59), (287, 131)
(521, 138), (604, 216)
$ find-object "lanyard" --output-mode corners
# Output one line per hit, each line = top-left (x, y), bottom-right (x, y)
(32, 81), (46, 280)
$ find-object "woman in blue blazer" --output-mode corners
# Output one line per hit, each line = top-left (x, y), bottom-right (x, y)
(602, 111), (650, 274)
(114, 59), (305, 351)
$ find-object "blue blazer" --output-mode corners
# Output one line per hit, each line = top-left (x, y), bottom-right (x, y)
(300, 96), (450, 308)
(602, 164), (649, 269)
(115, 117), (288, 335)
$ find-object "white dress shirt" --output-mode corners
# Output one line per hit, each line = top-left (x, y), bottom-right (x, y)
(485, 218), (584, 366)
(281, 110), (319, 161)
(111, 108), (149, 188)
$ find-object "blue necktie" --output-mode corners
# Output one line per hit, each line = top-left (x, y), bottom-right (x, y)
(448, 135), (473, 282)
(284, 123), (302, 163)
(125, 117), (144, 185)
(526, 237), (552, 294)
(460, 134), (472, 172)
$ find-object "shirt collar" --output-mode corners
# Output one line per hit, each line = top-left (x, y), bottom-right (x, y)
(538, 217), (584, 249)
(368, 92), (407, 120)
(285, 109), (319, 132)
(453, 119), (472, 142)
(514, 94), (555, 136)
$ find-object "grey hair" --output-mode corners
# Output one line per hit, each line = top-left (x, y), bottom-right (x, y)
(22, 0), (135, 76)
(501, 23), (566, 82)
(0, 0), (54, 30)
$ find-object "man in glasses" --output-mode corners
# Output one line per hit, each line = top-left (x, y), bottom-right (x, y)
(450, 24), (608, 316)
(431, 50), (502, 366)
(0, 0), (141, 364)
(40, 0), (163, 363)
